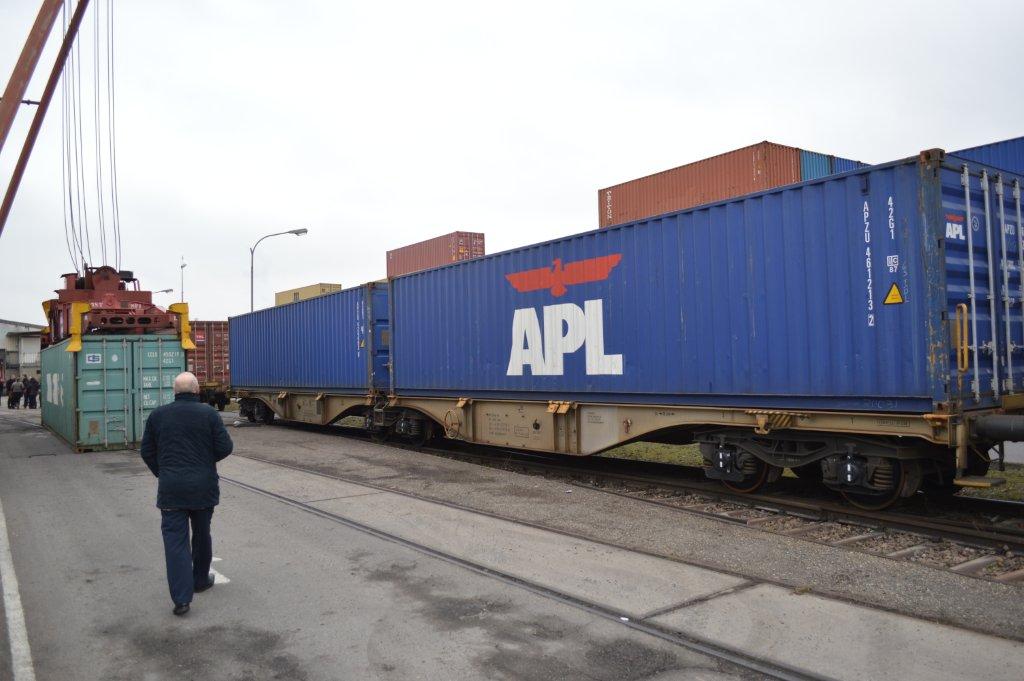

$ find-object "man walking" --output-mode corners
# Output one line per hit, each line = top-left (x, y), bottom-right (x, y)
(9, 377), (23, 410)
(140, 372), (233, 616)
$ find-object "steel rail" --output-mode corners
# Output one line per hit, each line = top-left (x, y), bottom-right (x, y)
(231, 416), (1024, 569)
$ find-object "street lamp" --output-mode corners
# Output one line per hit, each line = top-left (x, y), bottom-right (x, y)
(154, 288), (173, 294)
(250, 228), (308, 311)
(180, 256), (187, 303)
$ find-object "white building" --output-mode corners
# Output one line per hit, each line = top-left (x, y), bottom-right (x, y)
(0, 319), (45, 382)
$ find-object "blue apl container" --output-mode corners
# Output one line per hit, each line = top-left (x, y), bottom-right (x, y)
(953, 136), (1024, 176)
(230, 282), (389, 392)
(391, 150), (1024, 413)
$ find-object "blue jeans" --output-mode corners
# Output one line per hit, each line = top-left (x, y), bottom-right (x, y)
(160, 508), (214, 605)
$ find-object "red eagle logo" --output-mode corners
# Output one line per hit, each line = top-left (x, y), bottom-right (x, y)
(505, 254), (622, 297)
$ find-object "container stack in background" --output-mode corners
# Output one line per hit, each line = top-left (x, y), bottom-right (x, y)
(387, 231), (485, 278)
(952, 136), (1024, 175)
(598, 141), (864, 228)
(275, 283), (344, 306)
(187, 320), (230, 410)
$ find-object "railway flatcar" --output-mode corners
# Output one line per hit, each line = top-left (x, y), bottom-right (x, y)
(233, 149), (1024, 509)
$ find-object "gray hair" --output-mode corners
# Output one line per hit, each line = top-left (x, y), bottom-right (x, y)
(173, 372), (200, 395)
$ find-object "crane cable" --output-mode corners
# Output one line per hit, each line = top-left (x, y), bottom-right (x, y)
(91, 0), (106, 266)
(57, 0), (126, 272)
(105, 0), (122, 270)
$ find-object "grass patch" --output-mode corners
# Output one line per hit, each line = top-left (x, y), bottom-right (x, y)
(961, 462), (1024, 501)
(599, 441), (703, 467)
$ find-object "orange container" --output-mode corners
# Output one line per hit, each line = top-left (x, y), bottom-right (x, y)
(387, 231), (485, 278)
(598, 141), (802, 228)
(187, 320), (229, 387)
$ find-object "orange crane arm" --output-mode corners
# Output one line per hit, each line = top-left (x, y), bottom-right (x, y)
(0, 0), (91, 239)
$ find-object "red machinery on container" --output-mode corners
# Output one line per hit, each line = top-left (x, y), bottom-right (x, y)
(40, 265), (194, 352)
(187, 320), (230, 410)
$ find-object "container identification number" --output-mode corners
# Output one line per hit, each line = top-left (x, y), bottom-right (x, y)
(863, 201), (874, 327)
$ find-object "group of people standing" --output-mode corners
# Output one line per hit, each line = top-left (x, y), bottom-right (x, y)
(3, 375), (40, 409)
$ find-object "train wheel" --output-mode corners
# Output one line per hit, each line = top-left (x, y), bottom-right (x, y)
(839, 459), (905, 510)
(722, 458), (773, 494)
(256, 403), (275, 424)
(409, 421), (434, 449)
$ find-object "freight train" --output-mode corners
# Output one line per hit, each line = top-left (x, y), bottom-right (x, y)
(231, 149), (1024, 509)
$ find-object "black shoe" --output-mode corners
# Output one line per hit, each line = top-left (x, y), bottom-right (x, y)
(194, 574), (215, 593)
(173, 603), (190, 616)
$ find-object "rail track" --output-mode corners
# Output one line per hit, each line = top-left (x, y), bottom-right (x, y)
(239, 416), (1024, 586)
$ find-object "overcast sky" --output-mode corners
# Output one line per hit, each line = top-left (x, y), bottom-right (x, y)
(1, 0), (1022, 322)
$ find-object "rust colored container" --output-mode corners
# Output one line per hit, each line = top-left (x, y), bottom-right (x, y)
(387, 231), (485, 278)
(187, 320), (229, 393)
(598, 141), (802, 228)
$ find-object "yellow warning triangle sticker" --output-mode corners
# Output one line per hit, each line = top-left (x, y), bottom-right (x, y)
(883, 283), (904, 305)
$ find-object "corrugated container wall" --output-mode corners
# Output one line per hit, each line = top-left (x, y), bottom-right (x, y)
(952, 136), (1024, 175)
(386, 231), (486, 278)
(832, 156), (866, 174)
(802, 154), (867, 180)
(187, 320), (229, 387)
(41, 334), (185, 451)
(393, 150), (1022, 415)
(800, 150), (832, 181)
(230, 283), (389, 392)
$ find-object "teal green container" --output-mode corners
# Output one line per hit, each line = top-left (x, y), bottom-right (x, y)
(41, 334), (186, 451)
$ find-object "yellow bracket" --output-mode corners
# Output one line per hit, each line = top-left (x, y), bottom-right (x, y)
(169, 303), (197, 350)
(40, 301), (52, 337)
(746, 409), (804, 435)
(66, 301), (92, 352)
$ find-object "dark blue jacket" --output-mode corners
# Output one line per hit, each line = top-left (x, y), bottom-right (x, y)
(140, 393), (234, 509)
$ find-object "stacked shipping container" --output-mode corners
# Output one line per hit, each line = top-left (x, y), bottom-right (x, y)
(386, 231), (485, 278)
(598, 141), (863, 228)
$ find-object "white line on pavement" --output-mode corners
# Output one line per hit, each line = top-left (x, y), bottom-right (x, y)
(211, 557), (230, 584)
(0, 493), (35, 681)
